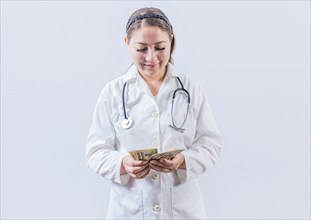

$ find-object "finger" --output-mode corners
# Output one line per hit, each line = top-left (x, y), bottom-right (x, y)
(148, 163), (161, 172)
(132, 164), (149, 174)
(127, 172), (137, 178)
(149, 159), (168, 167)
(149, 162), (168, 170)
(135, 166), (151, 179)
(161, 158), (176, 166)
(131, 160), (148, 167)
(124, 158), (148, 167)
(149, 163), (172, 173)
(130, 166), (150, 179)
(150, 159), (175, 170)
(126, 164), (149, 174)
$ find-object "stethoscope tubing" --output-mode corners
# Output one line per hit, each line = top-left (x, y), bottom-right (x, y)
(122, 82), (128, 120)
(121, 77), (190, 131)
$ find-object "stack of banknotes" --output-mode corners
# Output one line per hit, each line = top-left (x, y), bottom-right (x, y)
(129, 148), (184, 161)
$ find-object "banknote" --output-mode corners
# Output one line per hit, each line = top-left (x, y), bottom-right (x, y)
(148, 149), (184, 161)
(128, 148), (158, 160)
(129, 148), (184, 161)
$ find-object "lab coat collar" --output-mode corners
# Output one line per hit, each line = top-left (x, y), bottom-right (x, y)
(123, 62), (181, 83)
(166, 62), (181, 78)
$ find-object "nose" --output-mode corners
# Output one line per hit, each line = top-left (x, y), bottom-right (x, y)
(146, 49), (156, 62)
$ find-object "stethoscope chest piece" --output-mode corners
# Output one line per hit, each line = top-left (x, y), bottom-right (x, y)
(122, 117), (133, 129)
(120, 77), (190, 131)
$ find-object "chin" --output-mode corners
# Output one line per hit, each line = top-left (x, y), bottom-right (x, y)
(144, 67), (158, 72)
(139, 65), (158, 74)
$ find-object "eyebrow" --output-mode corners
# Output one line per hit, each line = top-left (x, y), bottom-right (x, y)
(134, 41), (167, 45)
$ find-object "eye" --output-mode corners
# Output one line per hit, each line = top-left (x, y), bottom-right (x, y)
(136, 48), (147, 52)
(155, 47), (165, 51)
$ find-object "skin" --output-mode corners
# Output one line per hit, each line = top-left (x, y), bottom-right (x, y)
(120, 26), (186, 179)
(124, 26), (171, 96)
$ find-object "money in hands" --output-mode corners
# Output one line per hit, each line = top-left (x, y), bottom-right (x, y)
(129, 148), (184, 161)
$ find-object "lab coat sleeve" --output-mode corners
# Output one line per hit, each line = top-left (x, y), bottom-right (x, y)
(85, 86), (130, 185)
(176, 85), (224, 183)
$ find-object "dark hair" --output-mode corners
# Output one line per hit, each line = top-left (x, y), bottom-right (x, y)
(126, 7), (175, 64)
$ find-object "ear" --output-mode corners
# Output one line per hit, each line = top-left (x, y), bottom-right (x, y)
(124, 36), (129, 47)
(124, 36), (131, 52)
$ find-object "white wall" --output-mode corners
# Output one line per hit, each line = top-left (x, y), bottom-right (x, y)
(1, 1), (310, 219)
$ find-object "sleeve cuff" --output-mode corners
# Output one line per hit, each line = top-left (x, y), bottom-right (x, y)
(120, 173), (131, 185)
(176, 152), (190, 184)
(176, 168), (187, 183)
(115, 153), (131, 185)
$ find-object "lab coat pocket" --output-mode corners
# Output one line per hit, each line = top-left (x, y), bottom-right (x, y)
(171, 180), (206, 219)
(107, 184), (144, 219)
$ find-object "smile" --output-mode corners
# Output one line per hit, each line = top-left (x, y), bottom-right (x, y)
(144, 63), (158, 68)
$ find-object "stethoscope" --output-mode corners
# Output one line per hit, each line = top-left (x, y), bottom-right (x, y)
(121, 77), (190, 132)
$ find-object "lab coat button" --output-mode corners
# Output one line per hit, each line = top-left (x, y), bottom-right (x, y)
(153, 205), (161, 212)
(152, 173), (159, 180)
(151, 112), (158, 117)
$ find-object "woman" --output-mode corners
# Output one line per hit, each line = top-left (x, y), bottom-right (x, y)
(86, 7), (223, 219)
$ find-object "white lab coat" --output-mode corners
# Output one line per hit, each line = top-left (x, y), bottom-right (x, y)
(86, 63), (223, 219)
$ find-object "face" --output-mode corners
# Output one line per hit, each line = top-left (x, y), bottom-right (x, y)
(125, 26), (171, 80)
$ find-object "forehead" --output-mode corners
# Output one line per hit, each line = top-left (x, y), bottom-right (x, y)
(129, 26), (170, 44)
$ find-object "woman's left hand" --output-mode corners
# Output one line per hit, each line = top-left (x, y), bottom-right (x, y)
(149, 153), (186, 173)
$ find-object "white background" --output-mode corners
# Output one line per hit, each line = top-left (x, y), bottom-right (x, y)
(1, 1), (310, 219)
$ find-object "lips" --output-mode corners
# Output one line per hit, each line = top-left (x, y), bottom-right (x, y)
(144, 63), (158, 68)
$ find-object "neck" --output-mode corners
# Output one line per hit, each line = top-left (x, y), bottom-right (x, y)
(139, 66), (167, 84)
(139, 66), (167, 96)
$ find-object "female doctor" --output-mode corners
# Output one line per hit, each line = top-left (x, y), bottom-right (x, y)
(86, 7), (223, 220)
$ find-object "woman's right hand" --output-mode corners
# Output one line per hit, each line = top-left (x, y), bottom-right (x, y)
(121, 155), (151, 179)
